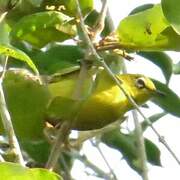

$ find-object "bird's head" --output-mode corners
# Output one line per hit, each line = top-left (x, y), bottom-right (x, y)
(117, 74), (162, 105)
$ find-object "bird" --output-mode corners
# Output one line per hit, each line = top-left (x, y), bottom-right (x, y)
(46, 68), (158, 131)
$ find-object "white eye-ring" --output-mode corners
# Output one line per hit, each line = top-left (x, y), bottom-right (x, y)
(135, 77), (146, 89)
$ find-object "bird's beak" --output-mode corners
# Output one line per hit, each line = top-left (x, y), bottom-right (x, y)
(154, 89), (166, 97)
(145, 86), (166, 97)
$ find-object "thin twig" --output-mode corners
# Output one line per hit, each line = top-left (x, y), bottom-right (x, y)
(72, 61), (92, 100)
(92, 0), (108, 39)
(90, 140), (118, 180)
(70, 150), (111, 179)
(71, 120), (123, 148)
(75, 0), (180, 166)
(45, 121), (70, 171)
(1, 56), (9, 80)
(59, 155), (72, 180)
(0, 56), (25, 165)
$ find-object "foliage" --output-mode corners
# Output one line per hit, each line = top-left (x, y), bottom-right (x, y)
(0, 162), (61, 180)
(0, 0), (180, 179)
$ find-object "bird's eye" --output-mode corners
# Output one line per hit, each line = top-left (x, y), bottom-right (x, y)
(135, 77), (146, 89)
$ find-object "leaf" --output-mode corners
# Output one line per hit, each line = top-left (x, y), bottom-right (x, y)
(116, 4), (180, 51)
(151, 79), (180, 117)
(41, 0), (93, 17)
(6, 0), (41, 26)
(29, 168), (61, 180)
(101, 129), (161, 174)
(0, 70), (50, 141)
(141, 112), (167, 131)
(21, 140), (50, 164)
(10, 11), (76, 48)
(129, 4), (154, 15)
(173, 61), (180, 74)
(32, 45), (83, 74)
(144, 138), (161, 166)
(0, 44), (38, 74)
(138, 51), (173, 84)
(161, 0), (180, 35)
(22, 140), (74, 174)
(0, 162), (61, 180)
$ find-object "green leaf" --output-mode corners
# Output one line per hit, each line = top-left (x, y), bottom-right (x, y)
(6, 0), (41, 26)
(22, 140), (74, 174)
(151, 79), (180, 117)
(144, 138), (161, 166)
(10, 11), (76, 48)
(0, 44), (38, 74)
(0, 162), (61, 180)
(173, 61), (180, 74)
(161, 0), (180, 35)
(41, 0), (93, 17)
(101, 129), (161, 174)
(129, 4), (154, 15)
(141, 112), (167, 131)
(0, 70), (50, 141)
(29, 168), (61, 180)
(116, 4), (180, 51)
(32, 45), (83, 74)
(22, 140), (50, 164)
(138, 51), (173, 84)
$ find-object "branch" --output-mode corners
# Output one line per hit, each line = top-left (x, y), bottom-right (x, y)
(70, 150), (112, 179)
(0, 56), (25, 165)
(132, 110), (149, 180)
(75, 0), (180, 166)
(59, 155), (72, 180)
(92, 0), (108, 39)
(90, 139), (118, 180)
(45, 121), (71, 171)
(70, 119), (123, 148)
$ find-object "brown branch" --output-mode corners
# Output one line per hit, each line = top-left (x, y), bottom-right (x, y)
(45, 121), (71, 171)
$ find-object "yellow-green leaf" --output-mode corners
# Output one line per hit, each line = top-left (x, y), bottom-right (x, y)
(0, 162), (61, 180)
(116, 4), (180, 51)
(0, 44), (38, 74)
(0, 70), (50, 141)
(162, 0), (180, 35)
(10, 11), (76, 48)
